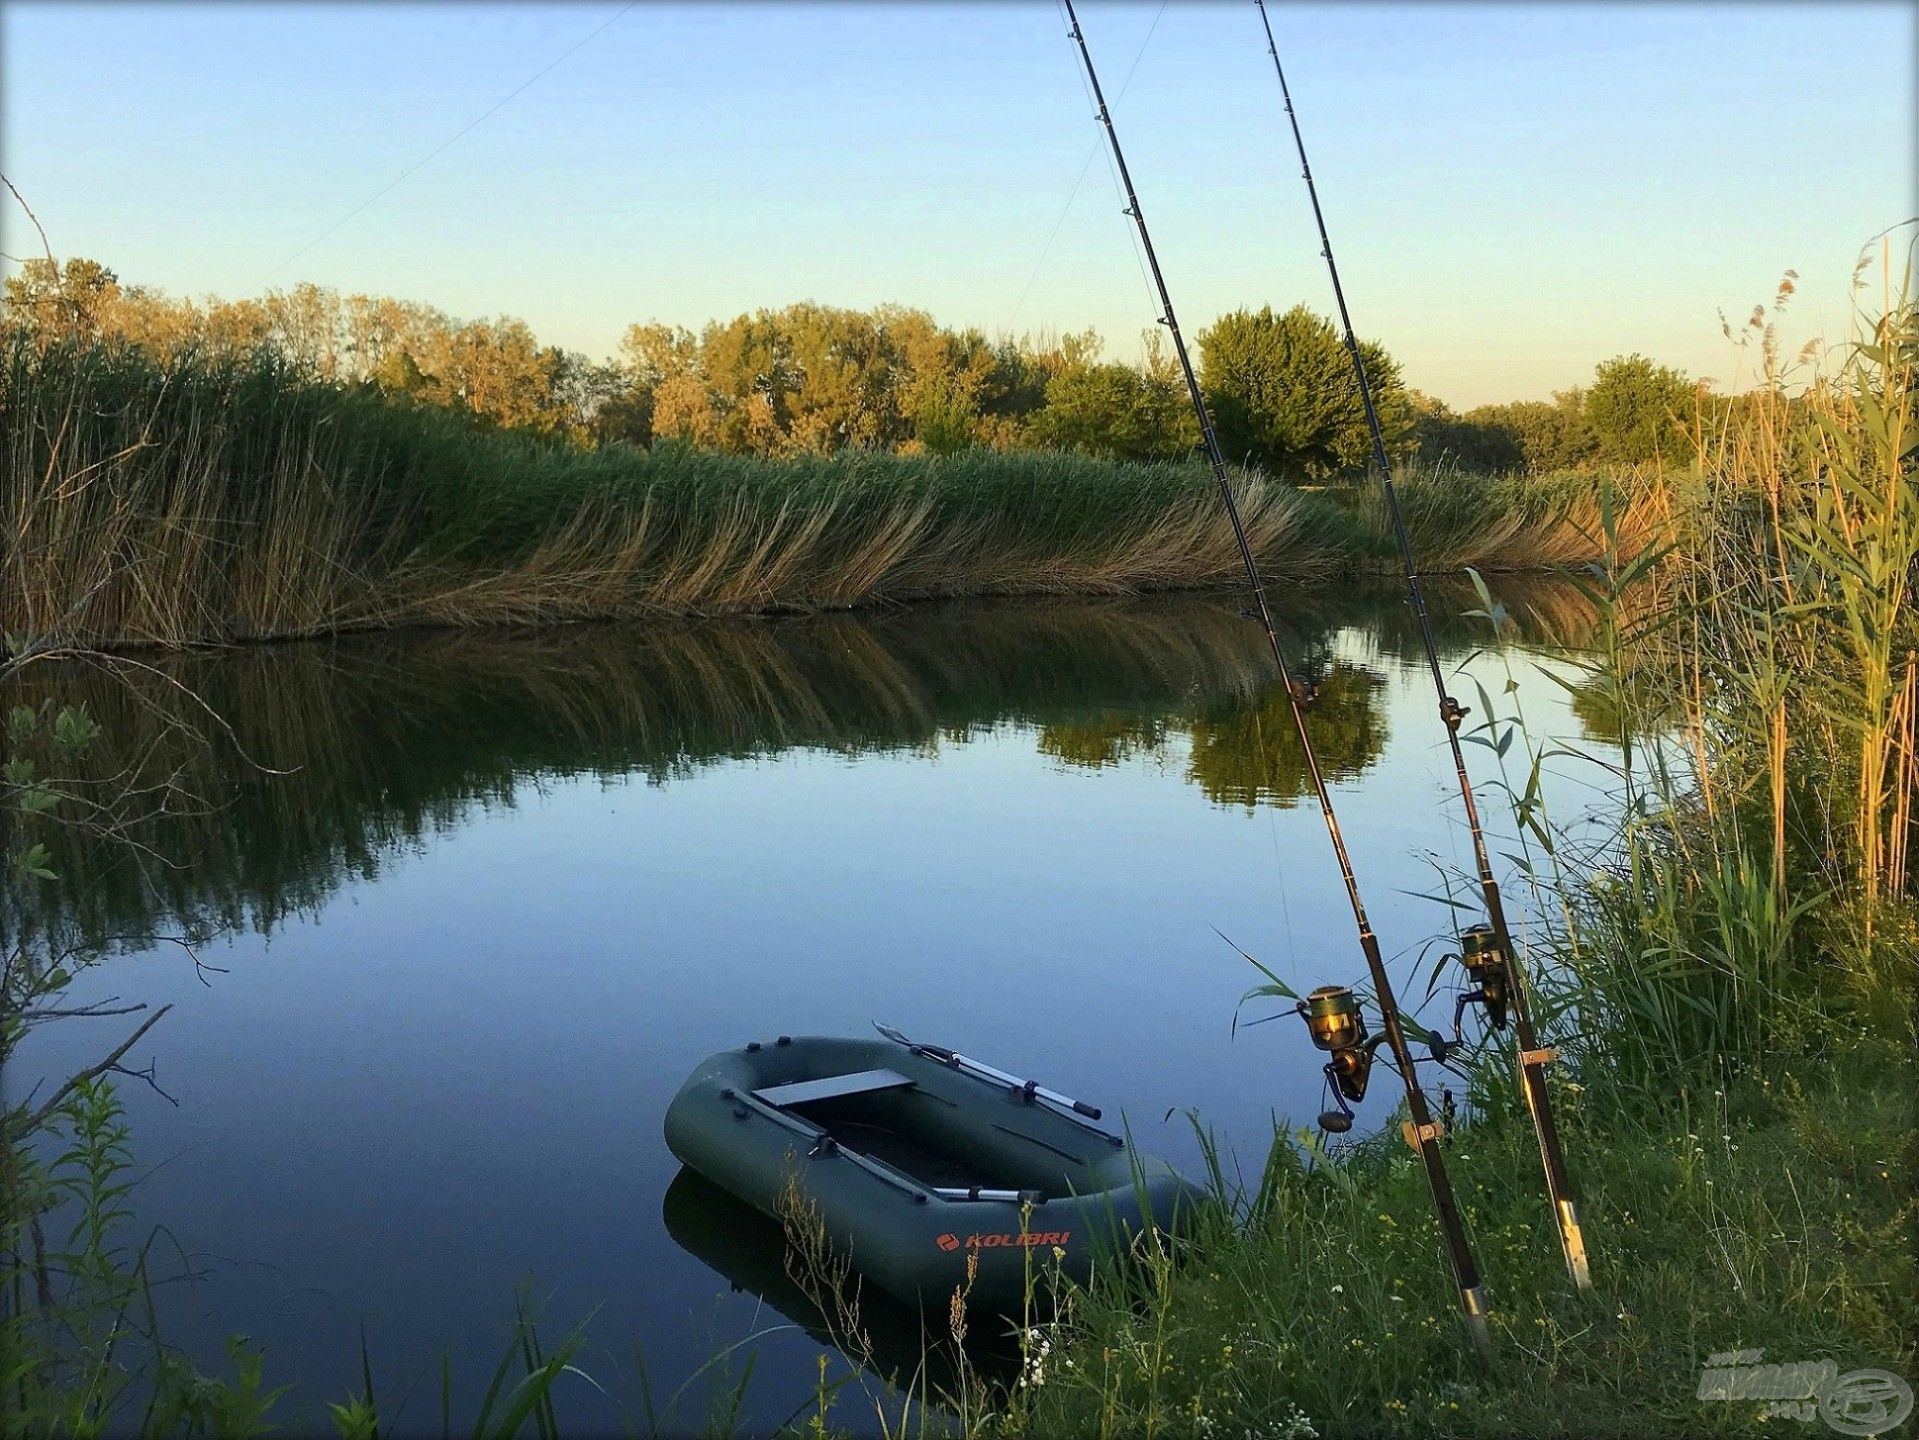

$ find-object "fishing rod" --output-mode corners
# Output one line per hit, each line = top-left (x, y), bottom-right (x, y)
(1058, 0), (1494, 1365)
(1251, 0), (1593, 1295)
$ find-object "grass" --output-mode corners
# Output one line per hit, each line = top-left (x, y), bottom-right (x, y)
(998, 247), (1919, 1439)
(1007, 1046), (1912, 1440)
(2, 337), (1669, 650)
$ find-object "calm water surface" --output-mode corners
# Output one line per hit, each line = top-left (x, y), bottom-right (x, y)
(10, 585), (1619, 1435)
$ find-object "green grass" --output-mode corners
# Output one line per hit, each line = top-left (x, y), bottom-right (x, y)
(996, 264), (1919, 1440)
(1004, 1043), (1913, 1440)
(4, 261), (1912, 1436)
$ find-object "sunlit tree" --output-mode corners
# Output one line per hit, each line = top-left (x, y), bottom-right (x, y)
(1586, 353), (1698, 465)
(1198, 305), (1412, 481)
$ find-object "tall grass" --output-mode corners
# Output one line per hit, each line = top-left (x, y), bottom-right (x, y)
(1, 338), (1662, 649)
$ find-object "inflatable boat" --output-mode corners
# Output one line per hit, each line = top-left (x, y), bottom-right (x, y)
(663, 1024), (1201, 1311)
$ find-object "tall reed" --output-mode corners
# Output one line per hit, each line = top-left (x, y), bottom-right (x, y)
(1, 338), (1659, 650)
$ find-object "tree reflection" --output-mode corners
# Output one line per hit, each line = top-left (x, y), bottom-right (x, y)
(1184, 664), (1388, 808)
(4, 584), (1583, 956)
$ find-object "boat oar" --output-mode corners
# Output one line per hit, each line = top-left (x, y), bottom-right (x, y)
(873, 1022), (1110, 1125)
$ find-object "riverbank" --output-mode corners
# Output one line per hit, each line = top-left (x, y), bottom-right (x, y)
(2, 339), (1671, 650)
(990, 266), (1919, 1439)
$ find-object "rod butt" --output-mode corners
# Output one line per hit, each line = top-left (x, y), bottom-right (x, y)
(1460, 1285), (1495, 1367)
(1558, 1199), (1594, 1292)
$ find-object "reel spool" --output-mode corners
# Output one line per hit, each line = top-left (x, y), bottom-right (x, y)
(1430, 924), (1514, 1062)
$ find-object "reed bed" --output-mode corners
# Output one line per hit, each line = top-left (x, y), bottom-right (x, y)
(1, 339), (1657, 650)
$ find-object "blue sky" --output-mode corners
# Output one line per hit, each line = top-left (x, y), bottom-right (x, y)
(3, 1), (1912, 406)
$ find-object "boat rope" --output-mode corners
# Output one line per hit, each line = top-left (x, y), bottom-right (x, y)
(1251, 0), (1592, 1295)
(1058, 0), (1494, 1366)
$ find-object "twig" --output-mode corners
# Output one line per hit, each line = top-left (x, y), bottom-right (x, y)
(12, 1004), (172, 1137)
(0, 171), (55, 267)
(22, 1002), (150, 1020)
(108, 1055), (179, 1108)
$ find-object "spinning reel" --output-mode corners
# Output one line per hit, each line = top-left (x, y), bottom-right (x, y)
(1295, 985), (1389, 1133)
(1429, 924), (1512, 1063)
(1297, 981), (1472, 1133)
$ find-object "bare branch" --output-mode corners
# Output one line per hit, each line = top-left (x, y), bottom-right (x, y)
(11, 1003), (173, 1137)
(0, 171), (55, 267)
(22, 1001), (150, 1020)
(108, 1055), (179, 1108)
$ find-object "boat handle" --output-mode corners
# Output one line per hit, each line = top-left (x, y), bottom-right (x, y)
(932, 1186), (1044, 1204)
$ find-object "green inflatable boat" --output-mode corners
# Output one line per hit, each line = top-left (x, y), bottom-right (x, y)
(663, 1024), (1202, 1312)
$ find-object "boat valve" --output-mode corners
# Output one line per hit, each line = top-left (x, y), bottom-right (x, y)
(1296, 985), (1384, 1133)
(1431, 924), (1512, 1061)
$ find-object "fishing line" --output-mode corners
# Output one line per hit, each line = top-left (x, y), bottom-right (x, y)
(1008, 0), (1168, 334)
(1060, 0), (1160, 319)
(1251, 0), (1593, 1294)
(1248, 703), (1298, 963)
(1058, 0), (1494, 1365)
(265, 0), (641, 282)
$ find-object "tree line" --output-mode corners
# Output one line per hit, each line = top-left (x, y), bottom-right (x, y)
(2, 256), (1705, 476)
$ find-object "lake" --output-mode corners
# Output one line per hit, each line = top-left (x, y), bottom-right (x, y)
(9, 581), (1618, 1435)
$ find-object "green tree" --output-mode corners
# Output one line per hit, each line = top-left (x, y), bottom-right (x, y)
(1462, 395), (1598, 472)
(366, 347), (428, 397)
(912, 384), (978, 455)
(409, 317), (572, 436)
(1585, 354), (1697, 465)
(778, 303), (904, 453)
(1410, 391), (1525, 472)
(1197, 305), (1411, 481)
(1423, 393), (1601, 473)
(1027, 358), (1194, 462)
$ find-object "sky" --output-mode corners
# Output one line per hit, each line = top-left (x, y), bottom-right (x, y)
(2, 1), (1913, 408)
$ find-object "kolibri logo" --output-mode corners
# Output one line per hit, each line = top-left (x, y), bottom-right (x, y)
(935, 1230), (1070, 1252)
(1698, 1349), (1913, 1436)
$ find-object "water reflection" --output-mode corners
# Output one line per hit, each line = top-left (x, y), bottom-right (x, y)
(5, 581), (1602, 960)
(661, 1169), (1020, 1400)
